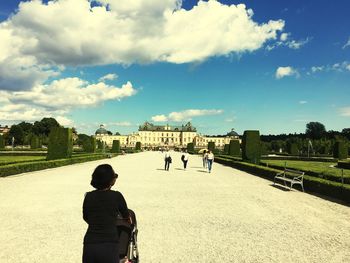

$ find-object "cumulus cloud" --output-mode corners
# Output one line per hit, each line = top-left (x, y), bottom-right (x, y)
(267, 33), (309, 51)
(56, 116), (74, 126)
(339, 107), (350, 117)
(343, 37), (350, 49)
(275, 66), (298, 79)
(309, 61), (350, 74)
(152, 109), (223, 122)
(0, 0), (284, 89)
(99, 73), (118, 82)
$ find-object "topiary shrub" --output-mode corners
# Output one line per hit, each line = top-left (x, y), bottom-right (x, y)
(187, 142), (194, 153)
(47, 127), (73, 160)
(229, 140), (240, 156)
(242, 130), (261, 164)
(0, 135), (5, 149)
(30, 134), (41, 149)
(223, 144), (229, 154)
(82, 136), (96, 153)
(208, 141), (215, 152)
(135, 141), (141, 151)
(333, 141), (348, 160)
(111, 140), (121, 153)
(287, 142), (298, 155)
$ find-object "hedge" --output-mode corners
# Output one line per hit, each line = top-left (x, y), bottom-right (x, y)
(229, 140), (240, 156)
(0, 151), (47, 156)
(261, 156), (335, 162)
(30, 135), (41, 149)
(287, 142), (298, 155)
(242, 130), (261, 163)
(0, 154), (117, 177)
(0, 135), (5, 149)
(187, 143), (194, 153)
(208, 142), (215, 152)
(334, 141), (348, 160)
(82, 136), (96, 153)
(47, 127), (73, 160)
(215, 156), (350, 204)
(223, 144), (229, 155)
(135, 142), (141, 151)
(338, 161), (350, 170)
(111, 140), (121, 153)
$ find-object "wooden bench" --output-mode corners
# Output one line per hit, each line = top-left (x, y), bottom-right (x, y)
(274, 168), (304, 192)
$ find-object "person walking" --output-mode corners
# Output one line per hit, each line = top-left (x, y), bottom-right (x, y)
(207, 150), (214, 173)
(181, 150), (189, 170)
(82, 164), (131, 263)
(164, 149), (172, 171)
(202, 150), (208, 168)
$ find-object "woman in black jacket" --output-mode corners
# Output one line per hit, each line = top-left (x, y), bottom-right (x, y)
(83, 164), (130, 263)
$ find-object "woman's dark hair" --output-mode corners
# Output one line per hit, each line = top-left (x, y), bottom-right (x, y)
(91, 164), (118, 190)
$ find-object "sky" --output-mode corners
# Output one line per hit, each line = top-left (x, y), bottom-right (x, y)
(0, 0), (349, 136)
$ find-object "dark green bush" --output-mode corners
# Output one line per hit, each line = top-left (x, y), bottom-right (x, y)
(47, 127), (73, 160)
(135, 142), (141, 151)
(187, 143), (194, 153)
(208, 142), (215, 152)
(287, 142), (298, 155)
(30, 135), (41, 149)
(338, 161), (350, 170)
(242, 130), (261, 163)
(333, 141), (348, 160)
(0, 154), (116, 177)
(0, 135), (4, 149)
(229, 140), (240, 156)
(111, 140), (121, 153)
(82, 136), (96, 153)
(223, 144), (229, 154)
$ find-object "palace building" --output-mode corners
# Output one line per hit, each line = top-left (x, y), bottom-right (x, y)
(95, 122), (239, 149)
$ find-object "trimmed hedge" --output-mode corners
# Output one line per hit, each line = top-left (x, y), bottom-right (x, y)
(208, 142), (215, 152)
(223, 144), (229, 155)
(0, 151), (47, 156)
(187, 142), (194, 153)
(30, 135), (41, 149)
(215, 156), (350, 204)
(229, 140), (240, 156)
(82, 136), (96, 153)
(338, 161), (350, 170)
(111, 140), (121, 153)
(287, 142), (298, 155)
(334, 141), (348, 160)
(242, 130), (261, 163)
(135, 142), (141, 151)
(47, 127), (73, 160)
(0, 154), (116, 177)
(0, 135), (5, 149)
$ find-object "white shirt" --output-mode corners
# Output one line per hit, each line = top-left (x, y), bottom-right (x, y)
(183, 153), (189, 161)
(207, 153), (214, 160)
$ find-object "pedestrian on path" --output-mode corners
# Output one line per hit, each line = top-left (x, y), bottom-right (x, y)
(207, 150), (214, 173)
(164, 149), (172, 171)
(181, 150), (189, 170)
(202, 150), (208, 168)
(82, 164), (131, 263)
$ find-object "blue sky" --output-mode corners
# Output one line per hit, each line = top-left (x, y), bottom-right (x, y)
(0, 0), (349, 135)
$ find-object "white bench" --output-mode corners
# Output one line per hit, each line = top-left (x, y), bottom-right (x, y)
(274, 168), (304, 192)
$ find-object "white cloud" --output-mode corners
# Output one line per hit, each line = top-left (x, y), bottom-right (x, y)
(0, 0), (284, 84)
(152, 109), (223, 122)
(342, 37), (350, 49)
(339, 107), (350, 117)
(280, 32), (289, 41)
(309, 61), (350, 74)
(267, 33), (309, 51)
(275, 66), (298, 79)
(99, 73), (118, 82)
(56, 116), (74, 126)
(299, 101), (307, 104)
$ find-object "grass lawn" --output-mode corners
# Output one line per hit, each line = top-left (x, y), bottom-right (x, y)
(0, 156), (46, 165)
(261, 160), (350, 179)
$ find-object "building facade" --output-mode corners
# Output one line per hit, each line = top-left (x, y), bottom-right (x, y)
(95, 123), (239, 149)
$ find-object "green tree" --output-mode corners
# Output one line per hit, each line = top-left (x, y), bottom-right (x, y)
(0, 134), (5, 149)
(187, 142), (194, 153)
(306, 122), (326, 140)
(333, 141), (348, 160)
(8, 125), (24, 145)
(30, 134), (41, 149)
(33, 117), (60, 137)
(111, 140), (121, 153)
(135, 142), (141, 151)
(208, 141), (215, 152)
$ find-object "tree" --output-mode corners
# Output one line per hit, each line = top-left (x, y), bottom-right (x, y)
(306, 122), (326, 140)
(8, 125), (24, 145)
(0, 134), (5, 149)
(342, 128), (350, 140)
(33, 117), (60, 137)
(115, 132), (121, 135)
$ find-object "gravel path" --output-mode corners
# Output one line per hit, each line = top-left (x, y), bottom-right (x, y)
(0, 151), (349, 263)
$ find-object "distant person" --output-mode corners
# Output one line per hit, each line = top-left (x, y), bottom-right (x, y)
(202, 150), (208, 168)
(181, 150), (189, 170)
(82, 164), (131, 263)
(207, 150), (214, 173)
(164, 149), (172, 171)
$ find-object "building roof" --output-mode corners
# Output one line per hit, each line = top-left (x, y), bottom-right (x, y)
(95, 125), (109, 135)
(226, 128), (239, 137)
(138, 121), (197, 132)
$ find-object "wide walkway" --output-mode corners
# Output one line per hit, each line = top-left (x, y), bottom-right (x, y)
(0, 151), (349, 263)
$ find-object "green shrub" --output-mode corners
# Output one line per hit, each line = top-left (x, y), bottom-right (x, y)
(0, 154), (116, 177)
(338, 161), (350, 170)
(242, 130), (261, 163)
(47, 127), (73, 160)
(287, 142), (298, 155)
(229, 140), (240, 156)
(208, 142), (215, 152)
(333, 141), (348, 160)
(223, 144), (229, 155)
(135, 142), (141, 151)
(97, 140), (104, 150)
(82, 136), (96, 153)
(187, 142), (194, 153)
(30, 135), (41, 149)
(0, 135), (4, 149)
(111, 140), (121, 153)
